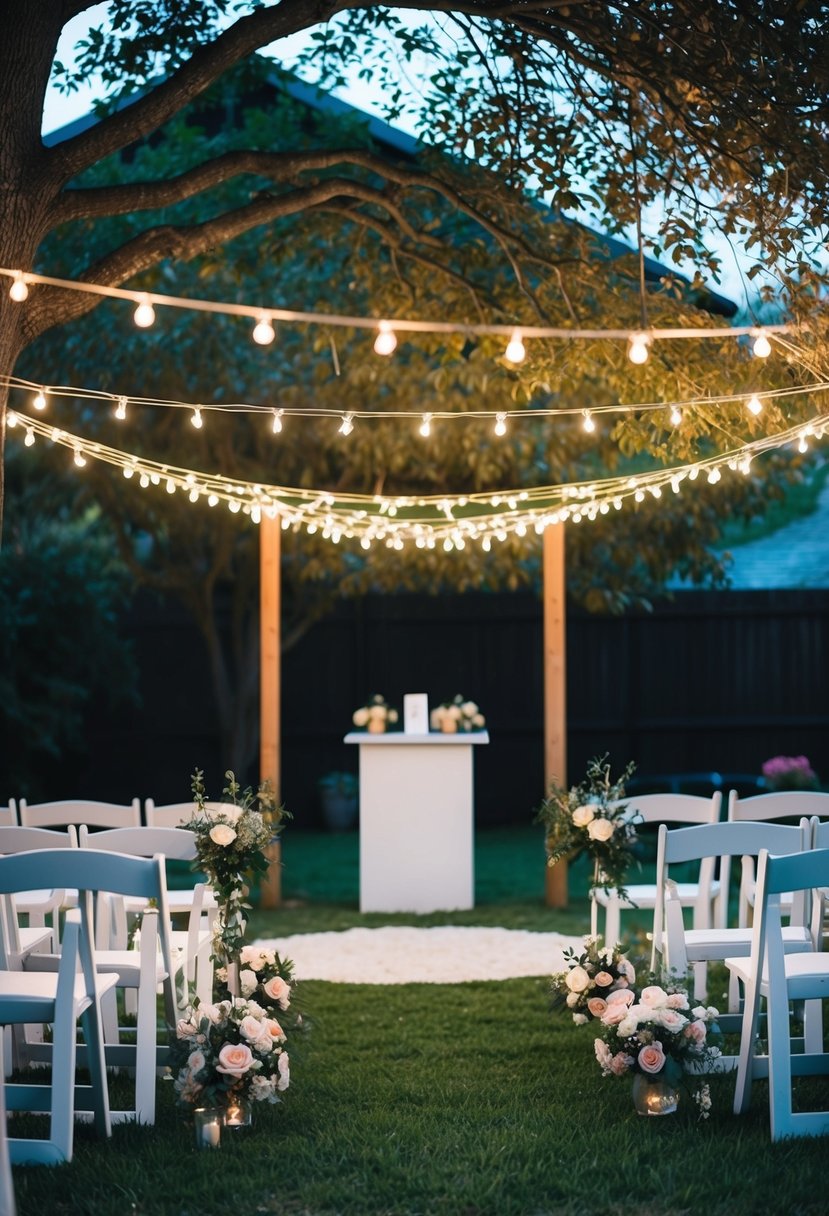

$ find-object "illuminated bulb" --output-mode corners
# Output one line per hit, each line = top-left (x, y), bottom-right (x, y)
(373, 322), (397, 356)
(669, 405), (682, 426)
(494, 412), (507, 437)
(114, 396), (128, 420)
(208, 494), (219, 507)
(582, 410), (596, 433)
(504, 329), (525, 364)
(139, 473), (150, 488)
(33, 390), (47, 411)
(150, 473), (160, 485)
(133, 296), (155, 328)
(7, 412), (17, 427)
(252, 315), (275, 345)
(166, 478), (176, 494)
(707, 468), (721, 484)
(24, 427), (35, 447)
(746, 394), (763, 416)
(189, 488), (200, 502)
(271, 409), (283, 434)
(123, 466), (135, 479)
(752, 331), (772, 358)
(634, 489), (645, 502)
(798, 435), (809, 453)
(627, 332), (650, 364)
(9, 272), (28, 302)
(73, 447), (87, 467)
(419, 414), (432, 438)
(191, 407), (203, 429)
(228, 499), (241, 513)
(339, 413), (354, 436)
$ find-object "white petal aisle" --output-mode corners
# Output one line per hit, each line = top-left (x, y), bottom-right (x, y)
(254, 925), (584, 984)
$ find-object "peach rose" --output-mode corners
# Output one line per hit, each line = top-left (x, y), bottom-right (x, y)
(587, 997), (608, 1018)
(606, 988), (635, 1007)
(594, 971), (614, 987)
(594, 1038), (613, 1071)
(262, 975), (291, 1009)
(637, 1042), (666, 1075)
(684, 1020), (707, 1044)
(216, 1042), (254, 1077)
(610, 1052), (634, 1076)
(601, 1001), (630, 1026)
(572, 805), (595, 828)
(587, 817), (614, 842)
(261, 1017), (285, 1043)
(239, 1015), (264, 1041)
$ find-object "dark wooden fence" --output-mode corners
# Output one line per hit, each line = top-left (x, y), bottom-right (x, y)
(67, 588), (828, 828)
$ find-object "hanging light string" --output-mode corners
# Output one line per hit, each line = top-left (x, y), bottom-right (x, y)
(1, 267), (793, 358)
(8, 406), (827, 550)
(4, 373), (826, 430)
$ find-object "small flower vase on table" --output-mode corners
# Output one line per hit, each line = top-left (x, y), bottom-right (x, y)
(632, 1072), (680, 1116)
(367, 718), (386, 734)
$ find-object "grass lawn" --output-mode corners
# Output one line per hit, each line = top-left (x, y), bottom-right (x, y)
(11, 828), (829, 1216)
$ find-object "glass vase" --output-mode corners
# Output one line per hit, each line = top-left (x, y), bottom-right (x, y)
(193, 1106), (223, 1149)
(632, 1072), (679, 1116)
(223, 1097), (253, 1132)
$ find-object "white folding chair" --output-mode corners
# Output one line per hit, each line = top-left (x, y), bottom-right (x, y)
(0, 826), (79, 952)
(728, 846), (829, 1140)
(590, 792), (722, 996)
(0, 806), (16, 828)
(0, 850), (116, 1164)
(78, 825), (214, 1007)
(728, 791), (829, 927)
(0, 1028), (16, 1215)
(22, 849), (176, 1125)
(14, 798), (142, 830)
(144, 799), (238, 828)
(652, 819), (813, 1024)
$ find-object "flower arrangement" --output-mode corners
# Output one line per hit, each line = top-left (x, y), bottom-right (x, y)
(430, 694), (486, 733)
(761, 754), (820, 792)
(536, 755), (638, 897)
(550, 937), (637, 1025)
(593, 980), (720, 1118)
(169, 993), (291, 1112)
(352, 693), (399, 732)
(188, 769), (289, 988)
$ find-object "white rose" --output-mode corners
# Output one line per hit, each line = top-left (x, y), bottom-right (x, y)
(572, 1013), (588, 1025)
(353, 707), (370, 727)
(277, 1051), (290, 1091)
(240, 968), (259, 997)
(368, 705), (386, 720)
(388, 709), (398, 723)
(472, 714), (485, 728)
(617, 1015), (639, 1037)
(187, 1048), (207, 1076)
(430, 709), (442, 730)
(656, 1007), (688, 1032)
(587, 817), (614, 842)
(640, 985), (669, 1008)
(691, 1006), (708, 1021)
(565, 965), (591, 993)
(565, 991), (581, 1008)
(209, 823), (237, 847)
(239, 1014), (264, 1041)
(572, 805), (595, 827)
(461, 701), (478, 716)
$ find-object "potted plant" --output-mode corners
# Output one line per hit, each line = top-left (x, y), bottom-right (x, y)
(318, 771), (359, 832)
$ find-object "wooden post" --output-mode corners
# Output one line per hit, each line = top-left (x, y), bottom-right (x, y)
(259, 514), (282, 908)
(543, 522), (568, 907)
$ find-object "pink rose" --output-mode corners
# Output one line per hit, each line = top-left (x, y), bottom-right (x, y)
(684, 1020), (707, 1044)
(617, 959), (636, 983)
(606, 988), (635, 1007)
(666, 992), (689, 1010)
(263, 975), (291, 1009)
(610, 1052), (634, 1076)
(601, 1001), (630, 1026)
(638, 1042), (666, 1075)
(640, 985), (668, 1008)
(656, 1008), (688, 1032)
(594, 1039), (613, 1071)
(594, 971), (614, 987)
(587, 997), (608, 1018)
(216, 1042), (254, 1077)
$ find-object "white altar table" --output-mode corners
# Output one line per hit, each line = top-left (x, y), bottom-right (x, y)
(344, 730), (490, 913)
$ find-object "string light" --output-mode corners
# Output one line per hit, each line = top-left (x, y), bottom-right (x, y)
(582, 410), (596, 434)
(252, 314), (275, 346)
(73, 446), (87, 467)
(504, 330), (525, 364)
(9, 272), (28, 302)
(669, 405), (683, 426)
(373, 321), (397, 356)
(271, 408), (284, 434)
(24, 427), (35, 447)
(191, 407), (203, 429)
(746, 394), (763, 416)
(419, 413), (432, 438)
(752, 331), (772, 358)
(32, 389), (47, 411)
(798, 435), (809, 453)
(133, 295), (156, 328)
(627, 333), (651, 364)
(494, 413), (507, 437)
(339, 413), (354, 436)
(114, 396), (128, 420)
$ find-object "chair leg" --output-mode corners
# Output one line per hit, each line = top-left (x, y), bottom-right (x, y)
(733, 972), (761, 1115)
(50, 983), (79, 1163)
(693, 961), (708, 1002)
(79, 999), (112, 1140)
(767, 981), (795, 1142)
(803, 998), (824, 1056)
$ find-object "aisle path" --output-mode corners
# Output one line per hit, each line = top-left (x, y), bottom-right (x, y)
(254, 925), (585, 984)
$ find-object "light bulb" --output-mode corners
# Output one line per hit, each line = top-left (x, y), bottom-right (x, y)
(707, 467), (721, 483)
(123, 466), (135, 479)
(271, 408), (283, 434)
(582, 410), (596, 433)
(628, 333), (650, 364)
(798, 435), (809, 453)
(191, 407), (203, 429)
(73, 447), (87, 467)
(419, 414), (432, 438)
(339, 414), (354, 436)
(669, 405), (682, 426)
(139, 473), (150, 488)
(9, 272), (28, 302)
(7, 411), (18, 427)
(373, 322), (397, 356)
(504, 330), (525, 364)
(133, 296), (156, 328)
(746, 394), (763, 416)
(166, 478), (176, 494)
(33, 390), (47, 411)
(752, 331), (772, 358)
(253, 315), (275, 346)
(494, 412), (507, 437)
(114, 396), (128, 420)
(208, 494), (219, 507)
(24, 427), (35, 447)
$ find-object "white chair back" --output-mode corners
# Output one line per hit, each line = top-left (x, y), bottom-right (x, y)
(15, 798), (141, 830)
(143, 799), (237, 828)
(728, 790), (829, 822)
(78, 824), (198, 861)
(0, 804), (16, 828)
(623, 791), (722, 825)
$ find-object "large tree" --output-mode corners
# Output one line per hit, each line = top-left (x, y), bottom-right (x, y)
(3, 1), (829, 529)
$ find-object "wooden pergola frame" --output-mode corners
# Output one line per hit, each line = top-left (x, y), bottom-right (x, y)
(258, 516), (569, 908)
